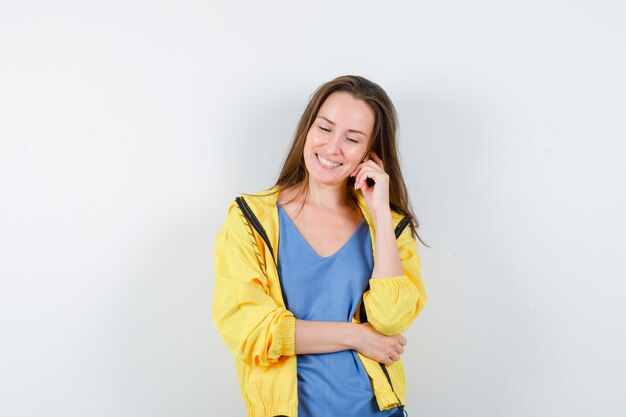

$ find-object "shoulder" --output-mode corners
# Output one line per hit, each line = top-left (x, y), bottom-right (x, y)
(222, 185), (282, 211)
(219, 185), (282, 232)
(235, 185), (282, 217)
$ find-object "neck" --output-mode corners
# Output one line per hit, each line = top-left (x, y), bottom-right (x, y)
(304, 179), (354, 209)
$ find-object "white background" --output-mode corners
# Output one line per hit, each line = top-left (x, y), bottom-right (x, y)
(1, 1), (625, 416)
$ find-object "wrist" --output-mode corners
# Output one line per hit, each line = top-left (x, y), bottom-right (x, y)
(346, 323), (362, 351)
(372, 209), (393, 227)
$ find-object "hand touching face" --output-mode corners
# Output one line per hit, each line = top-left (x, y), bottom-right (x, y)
(302, 92), (374, 188)
(350, 151), (391, 216)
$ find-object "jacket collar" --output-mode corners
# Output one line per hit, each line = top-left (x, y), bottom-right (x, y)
(240, 183), (405, 260)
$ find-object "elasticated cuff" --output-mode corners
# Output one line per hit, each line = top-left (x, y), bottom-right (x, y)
(247, 403), (298, 417)
(368, 275), (411, 290)
(280, 315), (296, 357)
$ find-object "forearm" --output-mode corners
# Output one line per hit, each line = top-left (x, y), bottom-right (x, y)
(294, 319), (357, 354)
(371, 210), (404, 278)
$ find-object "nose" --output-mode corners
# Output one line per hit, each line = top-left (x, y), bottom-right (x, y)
(325, 133), (341, 154)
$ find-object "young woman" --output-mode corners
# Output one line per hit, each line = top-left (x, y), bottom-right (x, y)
(212, 75), (427, 417)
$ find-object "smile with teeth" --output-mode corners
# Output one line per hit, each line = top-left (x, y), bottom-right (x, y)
(317, 154), (342, 169)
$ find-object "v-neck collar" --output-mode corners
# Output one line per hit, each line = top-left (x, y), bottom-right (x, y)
(276, 201), (366, 260)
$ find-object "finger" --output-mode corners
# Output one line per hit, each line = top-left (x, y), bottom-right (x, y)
(353, 162), (378, 182)
(368, 151), (385, 169)
(355, 169), (368, 189)
(398, 335), (407, 346)
(356, 168), (379, 189)
(383, 357), (393, 366)
(361, 159), (384, 171)
(356, 173), (373, 191)
(395, 343), (405, 355)
(355, 169), (370, 190)
(357, 162), (386, 183)
(358, 171), (383, 191)
(354, 158), (383, 179)
(389, 351), (401, 361)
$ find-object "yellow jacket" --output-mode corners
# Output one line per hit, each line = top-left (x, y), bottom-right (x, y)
(212, 185), (427, 417)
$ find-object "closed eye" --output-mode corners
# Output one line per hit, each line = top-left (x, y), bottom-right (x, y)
(318, 124), (359, 143)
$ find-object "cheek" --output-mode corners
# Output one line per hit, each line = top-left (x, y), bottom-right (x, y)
(304, 135), (320, 155)
(303, 132), (317, 155)
(347, 146), (368, 164)
(304, 133), (323, 152)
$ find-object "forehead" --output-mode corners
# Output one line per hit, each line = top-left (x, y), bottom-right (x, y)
(316, 92), (375, 134)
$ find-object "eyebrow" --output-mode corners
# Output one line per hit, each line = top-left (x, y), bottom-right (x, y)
(317, 116), (367, 136)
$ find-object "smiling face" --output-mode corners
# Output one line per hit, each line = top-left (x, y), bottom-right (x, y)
(303, 91), (375, 188)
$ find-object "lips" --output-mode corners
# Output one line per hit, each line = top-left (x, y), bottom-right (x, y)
(316, 153), (342, 169)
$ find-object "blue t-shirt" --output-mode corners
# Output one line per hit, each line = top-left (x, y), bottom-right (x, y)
(276, 202), (399, 417)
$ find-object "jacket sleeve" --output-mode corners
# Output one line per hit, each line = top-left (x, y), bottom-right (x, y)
(362, 224), (427, 336)
(211, 201), (296, 367)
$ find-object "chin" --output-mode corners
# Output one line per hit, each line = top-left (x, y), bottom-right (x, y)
(308, 175), (350, 188)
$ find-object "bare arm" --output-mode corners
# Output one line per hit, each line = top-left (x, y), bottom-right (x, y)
(294, 320), (355, 354)
(371, 210), (404, 279)
(352, 152), (425, 335)
(295, 319), (407, 366)
(352, 151), (404, 279)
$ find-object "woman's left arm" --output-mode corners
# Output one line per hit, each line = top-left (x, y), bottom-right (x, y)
(364, 219), (427, 336)
(370, 210), (404, 278)
(353, 152), (427, 336)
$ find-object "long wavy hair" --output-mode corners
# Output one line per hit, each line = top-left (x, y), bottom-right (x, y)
(270, 75), (423, 243)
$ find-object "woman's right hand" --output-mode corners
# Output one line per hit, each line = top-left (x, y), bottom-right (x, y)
(352, 323), (407, 366)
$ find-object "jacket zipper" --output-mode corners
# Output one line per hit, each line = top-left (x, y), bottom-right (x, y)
(360, 215), (411, 409)
(236, 195), (411, 407)
(394, 216), (411, 239)
(236, 196), (277, 266)
(379, 363), (404, 409)
(235, 196), (289, 308)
